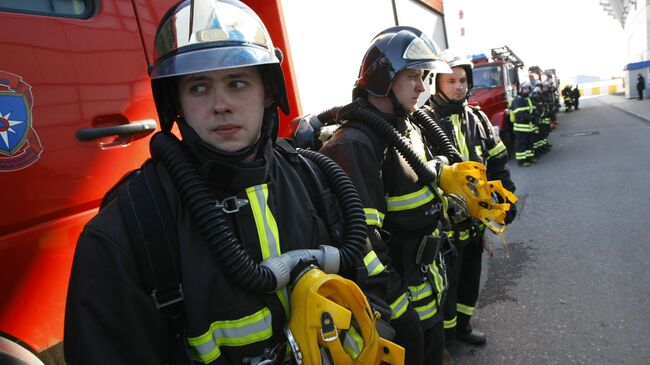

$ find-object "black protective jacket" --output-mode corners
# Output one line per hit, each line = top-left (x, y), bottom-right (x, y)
(64, 137), (366, 365)
(425, 96), (516, 242)
(319, 102), (447, 330)
(426, 96), (515, 191)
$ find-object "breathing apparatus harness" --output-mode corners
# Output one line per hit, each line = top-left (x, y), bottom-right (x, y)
(292, 98), (517, 249)
(148, 131), (366, 293)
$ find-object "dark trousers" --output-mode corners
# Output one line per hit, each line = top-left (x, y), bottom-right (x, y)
(638, 87), (644, 100)
(393, 306), (444, 365)
(514, 131), (534, 162)
(443, 237), (483, 340)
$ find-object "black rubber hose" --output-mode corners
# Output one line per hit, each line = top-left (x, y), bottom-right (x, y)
(411, 109), (464, 164)
(150, 132), (278, 292)
(297, 148), (366, 271)
(150, 132), (369, 291)
(316, 107), (340, 126)
(342, 107), (437, 185)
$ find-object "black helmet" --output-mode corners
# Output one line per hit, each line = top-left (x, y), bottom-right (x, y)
(438, 49), (474, 89)
(150, 0), (290, 132)
(353, 26), (450, 99)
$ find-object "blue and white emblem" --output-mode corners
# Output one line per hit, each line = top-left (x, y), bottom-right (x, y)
(0, 92), (30, 156)
(0, 71), (43, 172)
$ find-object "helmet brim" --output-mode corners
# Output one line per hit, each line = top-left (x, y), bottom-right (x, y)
(406, 59), (452, 74)
(151, 45), (278, 80)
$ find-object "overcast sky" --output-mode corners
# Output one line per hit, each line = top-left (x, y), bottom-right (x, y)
(444, 0), (627, 82)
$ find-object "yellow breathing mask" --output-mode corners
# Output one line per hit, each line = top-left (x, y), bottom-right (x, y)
(439, 161), (518, 234)
(287, 267), (404, 365)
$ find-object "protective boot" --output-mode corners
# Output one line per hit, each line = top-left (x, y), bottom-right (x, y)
(456, 313), (486, 345)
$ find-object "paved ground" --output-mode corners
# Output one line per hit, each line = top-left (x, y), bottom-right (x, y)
(448, 93), (650, 365)
(593, 93), (650, 122)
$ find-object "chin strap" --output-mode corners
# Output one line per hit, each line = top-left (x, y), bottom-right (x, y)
(388, 91), (409, 117)
(177, 116), (269, 163)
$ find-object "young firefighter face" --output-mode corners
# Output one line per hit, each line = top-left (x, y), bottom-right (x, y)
(391, 68), (427, 113)
(177, 66), (272, 159)
(437, 66), (469, 102)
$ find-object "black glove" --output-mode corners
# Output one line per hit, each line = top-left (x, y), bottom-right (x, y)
(505, 202), (517, 225)
(426, 156), (449, 183)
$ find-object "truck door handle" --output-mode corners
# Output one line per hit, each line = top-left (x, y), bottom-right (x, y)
(76, 115), (158, 148)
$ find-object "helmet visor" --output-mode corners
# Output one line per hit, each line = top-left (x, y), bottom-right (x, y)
(403, 37), (452, 74)
(151, 0), (278, 79)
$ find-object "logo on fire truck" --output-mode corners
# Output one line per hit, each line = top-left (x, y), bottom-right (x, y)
(0, 71), (43, 172)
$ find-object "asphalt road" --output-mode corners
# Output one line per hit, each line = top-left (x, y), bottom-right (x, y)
(449, 97), (650, 365)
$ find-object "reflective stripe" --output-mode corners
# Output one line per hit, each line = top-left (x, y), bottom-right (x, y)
(364, 207), (384, 228)
(188, 308), (274, 363)
(414, 299), (438, 321)
(444, 316), (457, 329)
(247, 185), (291, 318)
(513, 122), (533, 132)
(247, 185), (280, 259)
(457, 303), (475, 316)
(512, 106), (532, 114)
(390, 292), (409, 319)
(363, 251), (385, 277)
(488, 141), (506, 158)
(409, 280), (438, 321)
(387, 186), (435, 211)
(343, 325), (364, 359)
(429, 263), (446, 304)
(451, 114), (470, 161)
(408, 281), (433, 302)
(474, 145), (483, 158)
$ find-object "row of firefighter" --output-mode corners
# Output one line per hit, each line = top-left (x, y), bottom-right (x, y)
(63, 1), (518, 365)
(509, 74), (579, 167)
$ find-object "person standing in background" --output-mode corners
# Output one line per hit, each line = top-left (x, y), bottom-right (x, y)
(637, 74), (645, 100)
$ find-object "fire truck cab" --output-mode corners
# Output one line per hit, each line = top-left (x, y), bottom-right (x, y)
(468, 45), (524, 153)
(0, 1), (300, 363)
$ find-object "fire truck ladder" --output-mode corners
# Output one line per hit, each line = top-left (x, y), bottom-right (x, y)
(491, 46), (524, 69)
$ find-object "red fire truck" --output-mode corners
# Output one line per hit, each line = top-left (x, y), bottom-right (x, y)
(0, 1), (301, 363)
(468, 45), (524, 153)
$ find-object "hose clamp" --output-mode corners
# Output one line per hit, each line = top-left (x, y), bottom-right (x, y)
(215, 196), (249, 213)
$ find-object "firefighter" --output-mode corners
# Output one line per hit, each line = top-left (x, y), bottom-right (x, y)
(572, 85), (581, 110)
(319, 26), (457, 365)
(64, 1), (380, 364)
(539, 81), (555, 151)
(530, 85), (546, 158)
(561, 84), (574, 111)
(510, 81), (537, 166)
(422, 50), (517, 347)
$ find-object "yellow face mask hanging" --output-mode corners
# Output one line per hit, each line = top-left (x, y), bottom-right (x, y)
(287, 267), (404, 365)
(438, 161), (518, 234)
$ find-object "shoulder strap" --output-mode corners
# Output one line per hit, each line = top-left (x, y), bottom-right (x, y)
(467, 105), (490, 137)
(118, 160), (184, 319)
(275, 138), (345, 244)
(339, 120), (387, 162)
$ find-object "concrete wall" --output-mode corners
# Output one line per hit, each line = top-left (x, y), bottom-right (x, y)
(561, 79), (625, 98)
